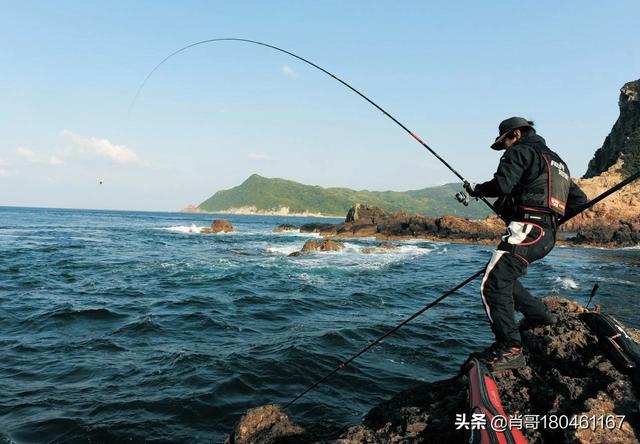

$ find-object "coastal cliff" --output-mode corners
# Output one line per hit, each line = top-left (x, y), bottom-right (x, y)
(585, 79), (640, 178)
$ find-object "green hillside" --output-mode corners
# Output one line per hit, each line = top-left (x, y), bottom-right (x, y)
(198, 174), (492, 219)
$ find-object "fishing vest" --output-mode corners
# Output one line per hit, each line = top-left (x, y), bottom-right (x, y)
(516, 146), (571, 217)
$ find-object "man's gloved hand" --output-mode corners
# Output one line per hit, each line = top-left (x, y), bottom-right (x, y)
(464, 181), (478, 197)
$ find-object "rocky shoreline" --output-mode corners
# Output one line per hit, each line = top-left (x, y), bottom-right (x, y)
(227, 297), (640, 443)
(274, 197), (639, 249)
(265, 157), (639, 250)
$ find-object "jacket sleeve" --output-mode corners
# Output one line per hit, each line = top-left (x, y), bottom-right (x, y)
(474, 145), (532, 197)
(565, 180), (588, 215)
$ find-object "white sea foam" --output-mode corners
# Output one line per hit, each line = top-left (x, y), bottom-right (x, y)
(294, 242), (435, 270)
(161, 225), (207, 234)
(275, 230), (321, 238)
(552, 276), (579, 290)
(267, 245), (300, 255)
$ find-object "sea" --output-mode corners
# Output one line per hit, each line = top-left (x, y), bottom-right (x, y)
(0, 206), (638, 443)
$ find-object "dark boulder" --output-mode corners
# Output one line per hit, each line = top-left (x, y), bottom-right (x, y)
(273, 224), (298, 233)
(299, 223), (338, 234)
(300, 239), (344, 253)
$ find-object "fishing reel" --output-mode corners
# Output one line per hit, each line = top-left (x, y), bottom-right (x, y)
(455, 191), (471, 206)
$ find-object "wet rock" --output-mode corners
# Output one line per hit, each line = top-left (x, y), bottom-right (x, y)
(225, 404), (304, 444)
(273, 224), (298, 233)
(299, 223), (338, 234)
(346, 204), (398, 225)
(288, 251), (302, 257)
(311, 205), (505, 243)
(361, 242), (399, 254)
(568, 221), (640, 248)
(202, 219), (234, 233)
(300, 239), (344, 253)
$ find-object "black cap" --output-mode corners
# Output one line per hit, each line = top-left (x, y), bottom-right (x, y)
(491, 116), (534, 150)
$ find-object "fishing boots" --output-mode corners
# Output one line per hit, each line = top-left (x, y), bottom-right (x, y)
(485, 345), (525, 371)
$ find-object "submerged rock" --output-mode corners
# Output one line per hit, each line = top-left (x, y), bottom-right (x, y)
(273, 224), (298, 233)
(228, 297), (640, 443)
(361, 242), (400, 254)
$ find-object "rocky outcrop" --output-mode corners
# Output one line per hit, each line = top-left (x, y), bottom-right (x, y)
(288, 239), (346, 256)
(300, 239), (344, 253)
(273, 224), (298, 233)
(201, 219), (234, 233)
(226, 297), (640, 443)
(180, 204), (205, 213)
(585, 79), (640, 178)
(225, 405), (304, 444)
(300, 204), (505, 245)
(361, 242), (399, 254)
(299, 223), (340, 235)
(560, 160), (640, 246)
(295, 194), (640, 247)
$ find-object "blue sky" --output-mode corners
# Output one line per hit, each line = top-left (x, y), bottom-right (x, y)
(1, 1), (639, 211)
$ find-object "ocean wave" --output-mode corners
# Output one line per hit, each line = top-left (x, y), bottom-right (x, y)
(81, 338), (127, 352)
(266, 245), (300, 255)
(113, 316), (162, 334)
(47, 307), (126, 322)
(552, 276), (579, 290)
(159, 225), (207, 234)
(267, 241), (435, 258)
(277, 230), (322, 238)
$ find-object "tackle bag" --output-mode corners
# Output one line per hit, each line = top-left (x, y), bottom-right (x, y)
(467, 358), (528, 444)
(581, 311), (640, 385)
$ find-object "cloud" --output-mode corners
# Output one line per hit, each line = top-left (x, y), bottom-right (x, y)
(48, 155), (65, 166)
(16, 147), (37, 162)
(0, 158), (10, 176)
(60, 129), (140, 164)
(247, 153), (271, 161)
(15, 147), (66, 166)
(282, 65), (298, 78)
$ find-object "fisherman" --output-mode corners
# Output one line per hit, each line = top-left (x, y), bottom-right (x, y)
(464, 117), (587, 371)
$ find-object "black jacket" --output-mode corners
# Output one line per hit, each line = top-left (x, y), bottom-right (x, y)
(475, 133), (587, 217)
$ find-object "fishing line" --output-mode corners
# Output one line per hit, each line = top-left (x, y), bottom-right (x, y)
(133, 36), (640, 418)
(281, 169), (640, 409)
(131, 38), (499, 215)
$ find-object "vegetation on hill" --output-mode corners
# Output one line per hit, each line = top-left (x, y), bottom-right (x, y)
(198, 174), (492, 218)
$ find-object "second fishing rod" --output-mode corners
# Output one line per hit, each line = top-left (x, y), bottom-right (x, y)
(282, 168), (640, 409)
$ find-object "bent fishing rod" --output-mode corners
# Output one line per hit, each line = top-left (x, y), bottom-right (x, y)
(282, 169), (640, 409)
(132, 38), (498, 215)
